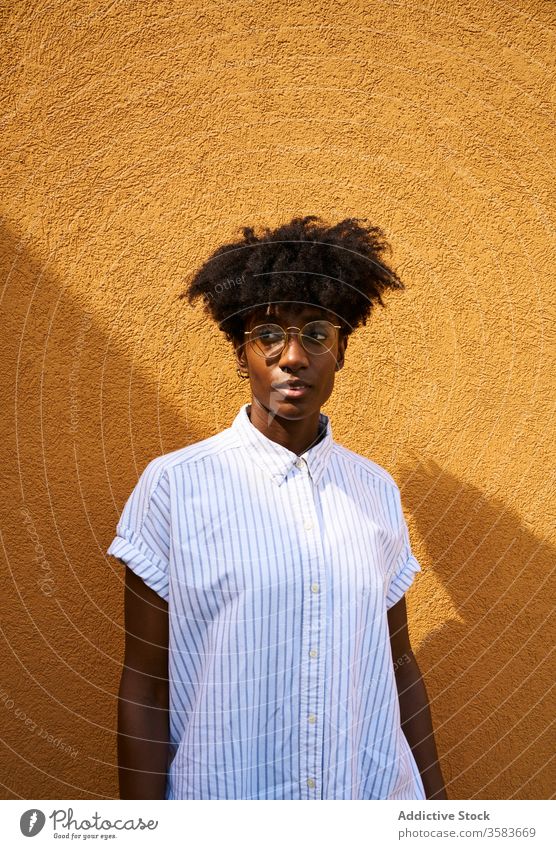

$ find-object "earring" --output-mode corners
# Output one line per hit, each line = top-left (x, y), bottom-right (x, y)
(236, 366), (250, 380)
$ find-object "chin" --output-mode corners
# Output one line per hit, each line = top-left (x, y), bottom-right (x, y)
(266, 398), (317, 420)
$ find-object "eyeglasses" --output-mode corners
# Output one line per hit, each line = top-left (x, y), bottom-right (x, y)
(244, 320), (342, 358)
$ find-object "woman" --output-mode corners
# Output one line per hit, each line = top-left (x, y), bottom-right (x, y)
(107, 215), (447, 800)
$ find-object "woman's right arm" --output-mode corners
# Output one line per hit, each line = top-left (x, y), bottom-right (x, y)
(117, 564), (170, 799)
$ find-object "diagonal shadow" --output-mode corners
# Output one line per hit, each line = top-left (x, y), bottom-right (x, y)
(398, 457), (555, 799)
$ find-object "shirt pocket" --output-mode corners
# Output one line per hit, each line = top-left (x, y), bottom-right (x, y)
(169, 496), (248, 615)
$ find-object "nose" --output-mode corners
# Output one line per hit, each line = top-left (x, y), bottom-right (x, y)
(278, 330), (310, 369)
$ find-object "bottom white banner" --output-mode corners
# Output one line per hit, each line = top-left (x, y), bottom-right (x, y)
(2, 799), (552, 849)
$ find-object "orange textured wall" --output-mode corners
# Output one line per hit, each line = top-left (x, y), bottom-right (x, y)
(1, 0), (554, 799)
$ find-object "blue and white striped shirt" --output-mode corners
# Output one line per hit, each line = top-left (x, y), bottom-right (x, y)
(107, 402), (426, 800)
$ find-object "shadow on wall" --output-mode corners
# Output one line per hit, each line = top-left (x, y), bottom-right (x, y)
(399, 458), (555, 800)
(0, 221), (205, 799)
(0, 222), (553, 799)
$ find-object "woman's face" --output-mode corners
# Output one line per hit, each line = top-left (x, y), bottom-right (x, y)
(234, 303), (348, 421)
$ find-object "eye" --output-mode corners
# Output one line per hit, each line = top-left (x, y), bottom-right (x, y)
(253, 325), (283, 342)
(303, 321), (330, 341)
(305, 328), (326, 340)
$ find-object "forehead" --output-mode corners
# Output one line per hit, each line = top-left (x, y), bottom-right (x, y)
(246, 303), (333, 325)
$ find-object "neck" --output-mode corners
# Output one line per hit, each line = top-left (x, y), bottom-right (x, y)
(247, 400), (324, 456)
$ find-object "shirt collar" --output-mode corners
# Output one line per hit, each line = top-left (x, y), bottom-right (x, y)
(231, 402), (334, 487)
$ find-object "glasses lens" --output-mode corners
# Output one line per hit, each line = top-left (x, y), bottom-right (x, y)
(250, 324), (285, 357)
(300, 320), (337, 354)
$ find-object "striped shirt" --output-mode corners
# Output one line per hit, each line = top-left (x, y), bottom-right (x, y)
(107, 402), (426, 800)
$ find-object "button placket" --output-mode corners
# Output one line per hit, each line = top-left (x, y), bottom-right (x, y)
(294, 463), (327, 799)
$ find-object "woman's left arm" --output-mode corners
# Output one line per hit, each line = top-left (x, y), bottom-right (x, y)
(387, 596), (448, 800)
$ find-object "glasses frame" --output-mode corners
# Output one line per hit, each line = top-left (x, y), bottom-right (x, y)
(244, 321), (343, 358)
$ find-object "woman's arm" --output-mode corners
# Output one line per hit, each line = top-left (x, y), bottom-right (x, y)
(117, 564), (170, 799)
(387, 596), (448, 800)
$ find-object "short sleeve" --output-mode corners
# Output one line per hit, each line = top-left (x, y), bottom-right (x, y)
(106, 460), (171, 601)
(385, 488), (422, 610)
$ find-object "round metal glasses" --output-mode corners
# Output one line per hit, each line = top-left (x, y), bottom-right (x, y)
(244, 320), (342, 358)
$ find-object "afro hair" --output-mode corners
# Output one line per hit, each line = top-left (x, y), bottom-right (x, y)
(179, 215), (405, 344)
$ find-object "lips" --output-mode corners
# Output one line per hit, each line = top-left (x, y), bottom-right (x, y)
(276, 381), (311, 389)
(274, 381), (312, 400)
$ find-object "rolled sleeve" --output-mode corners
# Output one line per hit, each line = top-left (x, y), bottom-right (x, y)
(107, 461), (171, 602)
(385, 488), (422, 609)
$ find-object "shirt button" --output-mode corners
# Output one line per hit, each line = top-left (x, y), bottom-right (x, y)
(309, 649), (318, 658)
(295, 457), (306, 469)
(304, 519), (313, 530)
(311, 582), (320, 593)
(308, 714), (317, 724)
(307, 778), (315, 788)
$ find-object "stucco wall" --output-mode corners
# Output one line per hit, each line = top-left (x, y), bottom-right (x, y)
(1, 0), (554, 799)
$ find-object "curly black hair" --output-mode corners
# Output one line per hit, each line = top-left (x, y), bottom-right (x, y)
(179, 215), (405, 344)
